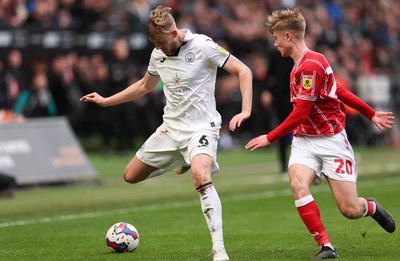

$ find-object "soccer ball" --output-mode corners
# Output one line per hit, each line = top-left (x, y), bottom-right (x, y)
(105, 222), (139, 253)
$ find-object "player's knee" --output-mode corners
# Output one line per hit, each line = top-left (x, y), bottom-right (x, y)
(123, 169), (141, 184)
(290, 178), (309, 197)
(191, 170), (211, 188)
(123, 172), (134, 183)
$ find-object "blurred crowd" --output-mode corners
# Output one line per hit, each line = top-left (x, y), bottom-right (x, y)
(1, 0), (399, 155)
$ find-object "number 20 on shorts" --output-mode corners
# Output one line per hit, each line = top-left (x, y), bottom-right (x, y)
(334, 159), (353, 175)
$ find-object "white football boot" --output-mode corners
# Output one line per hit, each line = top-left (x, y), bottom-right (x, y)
(175, 164), (191, 174)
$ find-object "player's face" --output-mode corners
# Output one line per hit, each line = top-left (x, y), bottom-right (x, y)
(151, 30), (178, 56)
(272, 31), (291, 57)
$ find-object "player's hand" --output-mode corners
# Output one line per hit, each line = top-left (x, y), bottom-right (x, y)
(80, 92), (107, 107)
(245, 135), (271, 151)
(371, 111), (394, 131)
(229, 111), (251, 131)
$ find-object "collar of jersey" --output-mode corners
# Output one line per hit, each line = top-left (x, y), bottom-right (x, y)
(166, 29), (193, 57)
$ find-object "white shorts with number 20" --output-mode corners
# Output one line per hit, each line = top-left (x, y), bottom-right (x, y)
(289, 129), (357, 184)
(136, 123), (220, 174)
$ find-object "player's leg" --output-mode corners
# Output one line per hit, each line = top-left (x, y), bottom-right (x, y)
(124, 125), (180, 183)
(191, 153), (228, 261)
(185, 130), (226, 260)
(326, 179), (364, 218)
(320, 130), (365, 219)
(289, 164), (338, 260)
(289, 135), (338, 260)
(328, 179), (395, 232)
(123, 156), (158, 183)
(322, 129), (395, 233)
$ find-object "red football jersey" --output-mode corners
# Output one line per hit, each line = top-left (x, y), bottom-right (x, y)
(266, 49), (375, 143)
(290, 49), (346, 135)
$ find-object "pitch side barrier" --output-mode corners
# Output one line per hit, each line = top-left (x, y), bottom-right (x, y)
(0, 117), (98, 186)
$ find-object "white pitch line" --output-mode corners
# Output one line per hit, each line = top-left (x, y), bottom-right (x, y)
(1, 176), (399, 229)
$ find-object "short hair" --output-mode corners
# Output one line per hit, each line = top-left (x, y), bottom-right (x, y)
(266, 8), (306, 38)
(147, 6), (177, 42)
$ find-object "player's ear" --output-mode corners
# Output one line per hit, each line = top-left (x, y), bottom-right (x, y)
(171, 29), (178, 37)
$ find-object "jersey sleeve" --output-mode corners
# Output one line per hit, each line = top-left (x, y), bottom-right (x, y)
(266, 99), (314, 143)
(337, 84), (375, 120)
(147, 49), (159, 76)
(295, 68), (324, 102)
(202, 37), (230, 68)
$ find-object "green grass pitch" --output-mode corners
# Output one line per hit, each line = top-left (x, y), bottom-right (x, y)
(0, 147), (399, 260)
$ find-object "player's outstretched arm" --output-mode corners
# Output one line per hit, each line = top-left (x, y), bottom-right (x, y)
(80, 73), (160, 107)
(80, 92), (107, 106)
(245, 135), (271, 151)
(336, 85), (395, 131)
(371, 111), (395, 131)
(222, 55), (253, 131)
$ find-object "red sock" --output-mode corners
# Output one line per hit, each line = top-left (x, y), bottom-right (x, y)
(362, 198), (376, 216)
(297, 199), (330, 246)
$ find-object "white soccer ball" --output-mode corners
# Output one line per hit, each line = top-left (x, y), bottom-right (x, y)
(105, 222), (140, 253)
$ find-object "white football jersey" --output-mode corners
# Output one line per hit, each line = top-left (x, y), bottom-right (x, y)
(147, 29), (230, 133)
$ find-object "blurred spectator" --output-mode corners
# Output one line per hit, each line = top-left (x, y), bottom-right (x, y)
(0, 59), (5, 108)
(62, 52), (86, 131)
(54, 7), (79, 29)
(260, 50), (293, 176)
(1, 50), (27, 110)
(216, 72), (242, 149)
(0, 0), (28, 28)
(47, 55), (67, 116)
(25, 0), (58, 29)
(48, 52), (85, 131)
(75, 0), (112, 31)
(13, 72), (57, 117)
(30, 57), (48, 75)
(247, 52), (270, 138)
(106, 38), (139, 156)
(75, 55), (93, 91)
(77, 54), (113, 145)
(126, 0), (153, 32)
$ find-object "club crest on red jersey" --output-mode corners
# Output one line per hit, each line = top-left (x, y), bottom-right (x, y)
(302, 75), (313, 90)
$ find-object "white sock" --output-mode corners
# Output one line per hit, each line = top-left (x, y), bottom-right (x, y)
(360, 198), (369, 217)
(197, 183), (225, 250)
(323, 242), (335, 250)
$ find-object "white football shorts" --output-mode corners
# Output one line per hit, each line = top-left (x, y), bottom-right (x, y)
(136, 123), (220, 174)
(289, 129), (358, 184)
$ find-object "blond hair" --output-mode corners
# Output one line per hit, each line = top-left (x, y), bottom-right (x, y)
(266, 8), (306, 38)
(147, 6), (177, 42)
